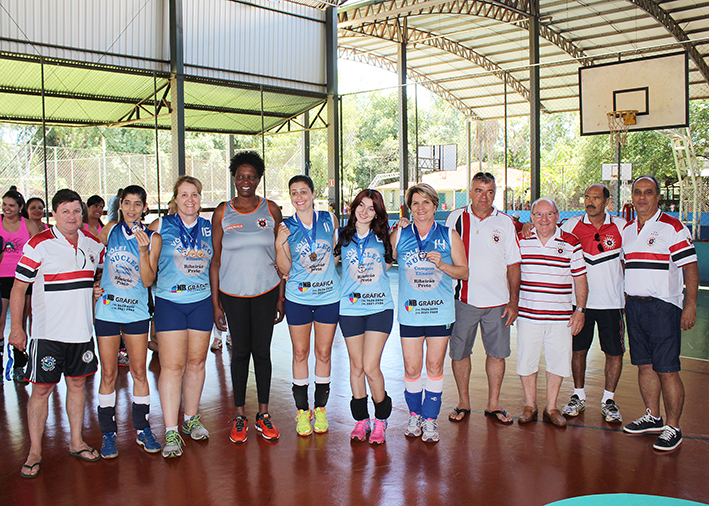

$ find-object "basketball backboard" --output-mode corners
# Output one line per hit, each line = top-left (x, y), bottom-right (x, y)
(579, 52), (689, 136)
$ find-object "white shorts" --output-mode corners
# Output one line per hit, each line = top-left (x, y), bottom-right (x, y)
(516, 318), (572, 377)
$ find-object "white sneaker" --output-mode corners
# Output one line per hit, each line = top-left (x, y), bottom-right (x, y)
(404, 413), (422, 437)
(421, 418), (439, 443)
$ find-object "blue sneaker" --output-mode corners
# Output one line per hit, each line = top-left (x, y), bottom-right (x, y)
(136, 427), (162, 453)
(101, 432), (118, 459)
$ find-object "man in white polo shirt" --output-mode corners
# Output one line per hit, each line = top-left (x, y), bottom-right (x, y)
(621, 175), (698, 451)
(9, 189), (105, 478)
(560, 183), (626, 423)
(517, 198), (587, 427)
(445, 172), (521, 424)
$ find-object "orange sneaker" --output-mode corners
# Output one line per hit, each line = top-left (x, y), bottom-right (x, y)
(229, 415), (248, 444)
(256, 412), (280, 440)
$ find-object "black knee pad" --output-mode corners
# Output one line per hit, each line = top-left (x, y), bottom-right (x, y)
(131, 402), (150, 431)
(374, 393), (392, 420)
(350, 396), (369, 421)
(292, 384), (309, 411)
(314, 382), (330, 408)
(98, 406), (117, 434)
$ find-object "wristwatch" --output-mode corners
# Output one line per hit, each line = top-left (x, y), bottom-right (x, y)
(575, 307), (586, 314)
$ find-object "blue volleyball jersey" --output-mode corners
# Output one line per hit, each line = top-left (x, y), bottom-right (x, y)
(284, 211), (339, 305)
(155, 215), (212, 303)
(95, 223), (153, 323)
(339, 232), (393, 316)
(396, 224), (455, 326)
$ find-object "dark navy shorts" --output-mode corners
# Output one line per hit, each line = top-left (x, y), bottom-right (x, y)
(1, 276), (32, 299)
(285, 299), (339, 326)
(95, 318), (151, 337)
(625, 296), (681, 373)
(399, 323), (453, 339)
(154, 296), (213, 333)
(339, 309), (394, 338)
(572, 308), (625, 356)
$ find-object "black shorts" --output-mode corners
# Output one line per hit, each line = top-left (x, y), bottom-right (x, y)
(0, 276), (32, 299)
(25, 338), (98, 384)
(572, 308), (625, 356)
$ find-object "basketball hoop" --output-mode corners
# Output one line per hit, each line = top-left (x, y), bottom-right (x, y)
(607, 110), (637, 146)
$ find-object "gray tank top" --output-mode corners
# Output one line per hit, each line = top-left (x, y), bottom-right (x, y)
(219, 197), (280, 297)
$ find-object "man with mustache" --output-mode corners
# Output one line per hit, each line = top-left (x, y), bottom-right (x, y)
(559, 184), (627, 423)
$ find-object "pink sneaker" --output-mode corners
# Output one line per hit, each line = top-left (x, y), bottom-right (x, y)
(350, 419), (370, 441)
(369, 418), (387, 445)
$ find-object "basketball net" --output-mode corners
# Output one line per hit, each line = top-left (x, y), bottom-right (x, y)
(607, 110), (637, 147)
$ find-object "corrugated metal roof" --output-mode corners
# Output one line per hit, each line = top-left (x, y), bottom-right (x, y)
(337, 0), (709, 119)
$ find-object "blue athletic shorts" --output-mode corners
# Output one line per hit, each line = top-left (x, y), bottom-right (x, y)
(285, 299), (339, 326)
(339, 309), (394, 338)
(399, 323), (453, 338)
(154, 296), (213, 333)
(625, 296), (681, 373)
(95, 318), (150, 337)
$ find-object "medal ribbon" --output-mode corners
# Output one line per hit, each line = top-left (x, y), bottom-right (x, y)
(294, 211), (318, 257)
(175, 214), (201, 253)
(413, 222), (436, 258)
(355, 231), (372, 267)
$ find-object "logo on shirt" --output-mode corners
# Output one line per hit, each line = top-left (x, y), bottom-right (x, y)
(41, 356), (56, 372)
(349, 292), (360, 303)
(225, 224), (243, 231)
(82, 351), (94, 363)
(647, 232), (659, 248)
(557, 247), (564, 255)
(491, 230), (501, 244)
(405, 299), (416, 311)
(101, 296), (111, 305)
(602, 235), (617, 250)
(257, 219), (267, 229)
(298, 282), (310, 293)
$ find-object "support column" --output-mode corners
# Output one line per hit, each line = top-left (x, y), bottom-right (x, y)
(397, 19), (409, 217)
(170, 0), (186, 177)
(529, 0), (541, 202)
(228, 135), (236, 200)
(302, 111), (311, 176)
(326, 6), (340, 218)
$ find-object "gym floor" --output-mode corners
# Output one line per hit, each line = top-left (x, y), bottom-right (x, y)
(2, 274), (708, 506)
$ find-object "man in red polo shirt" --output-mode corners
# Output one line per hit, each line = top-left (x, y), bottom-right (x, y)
(560, 184), (626, 423)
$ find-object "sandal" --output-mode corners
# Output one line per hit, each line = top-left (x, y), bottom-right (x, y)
(448, 407), (471, 422)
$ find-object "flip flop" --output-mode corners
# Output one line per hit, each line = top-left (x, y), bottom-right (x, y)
(68, 447), (100, 462)
(20, 462), (40, 479)
(484, 409), (514, 425)
(448, 407), (471, 422)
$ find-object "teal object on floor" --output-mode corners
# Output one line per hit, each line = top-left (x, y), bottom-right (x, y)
(548, 494), (705, 506)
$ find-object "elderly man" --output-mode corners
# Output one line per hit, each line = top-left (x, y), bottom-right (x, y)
(445, 171), (521, 424)
(9, 189), (105, 478)
(621, 175), (698, 451)
(560, 183), (626, 423)
(517, 198), (588, 427)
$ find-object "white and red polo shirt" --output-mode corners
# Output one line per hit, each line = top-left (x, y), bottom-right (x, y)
(622, 209), (697, 308)
(15, 226), (105, 343)
(445, 205), (521, 309)
(561, 213), (625, 310)
(519, 227), (586, 322)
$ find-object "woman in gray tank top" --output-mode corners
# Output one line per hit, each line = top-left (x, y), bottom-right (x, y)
(210, 151), (285, 444)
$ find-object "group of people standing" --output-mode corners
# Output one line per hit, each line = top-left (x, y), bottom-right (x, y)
(6, 157), (698, 479)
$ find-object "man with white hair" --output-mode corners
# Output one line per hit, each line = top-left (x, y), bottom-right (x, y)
(516, 198), (588, 427)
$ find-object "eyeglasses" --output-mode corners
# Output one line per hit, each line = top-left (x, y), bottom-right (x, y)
(532, 212), (556, 220)
(473, 172), (495, 180)
(594, 232), (604, 252)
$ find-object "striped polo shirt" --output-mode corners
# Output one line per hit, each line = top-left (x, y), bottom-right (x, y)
(445, 205), (521, 308)
(622, 209), (697, 308)
(519, 227), (586, 322)
(16, 226), (105, 343)
(561, 213), (625, 310)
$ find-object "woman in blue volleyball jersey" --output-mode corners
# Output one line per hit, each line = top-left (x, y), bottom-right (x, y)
(391, 183), (468, 443)
(149, 176), (213, 458)
(94, 185), (162, 458)
(335, 189), (394, 444)
(275, 175), (340, 437)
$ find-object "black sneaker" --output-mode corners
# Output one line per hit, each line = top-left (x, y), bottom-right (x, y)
(653, 426), (682, 451)
(623, 408), (664, 434)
